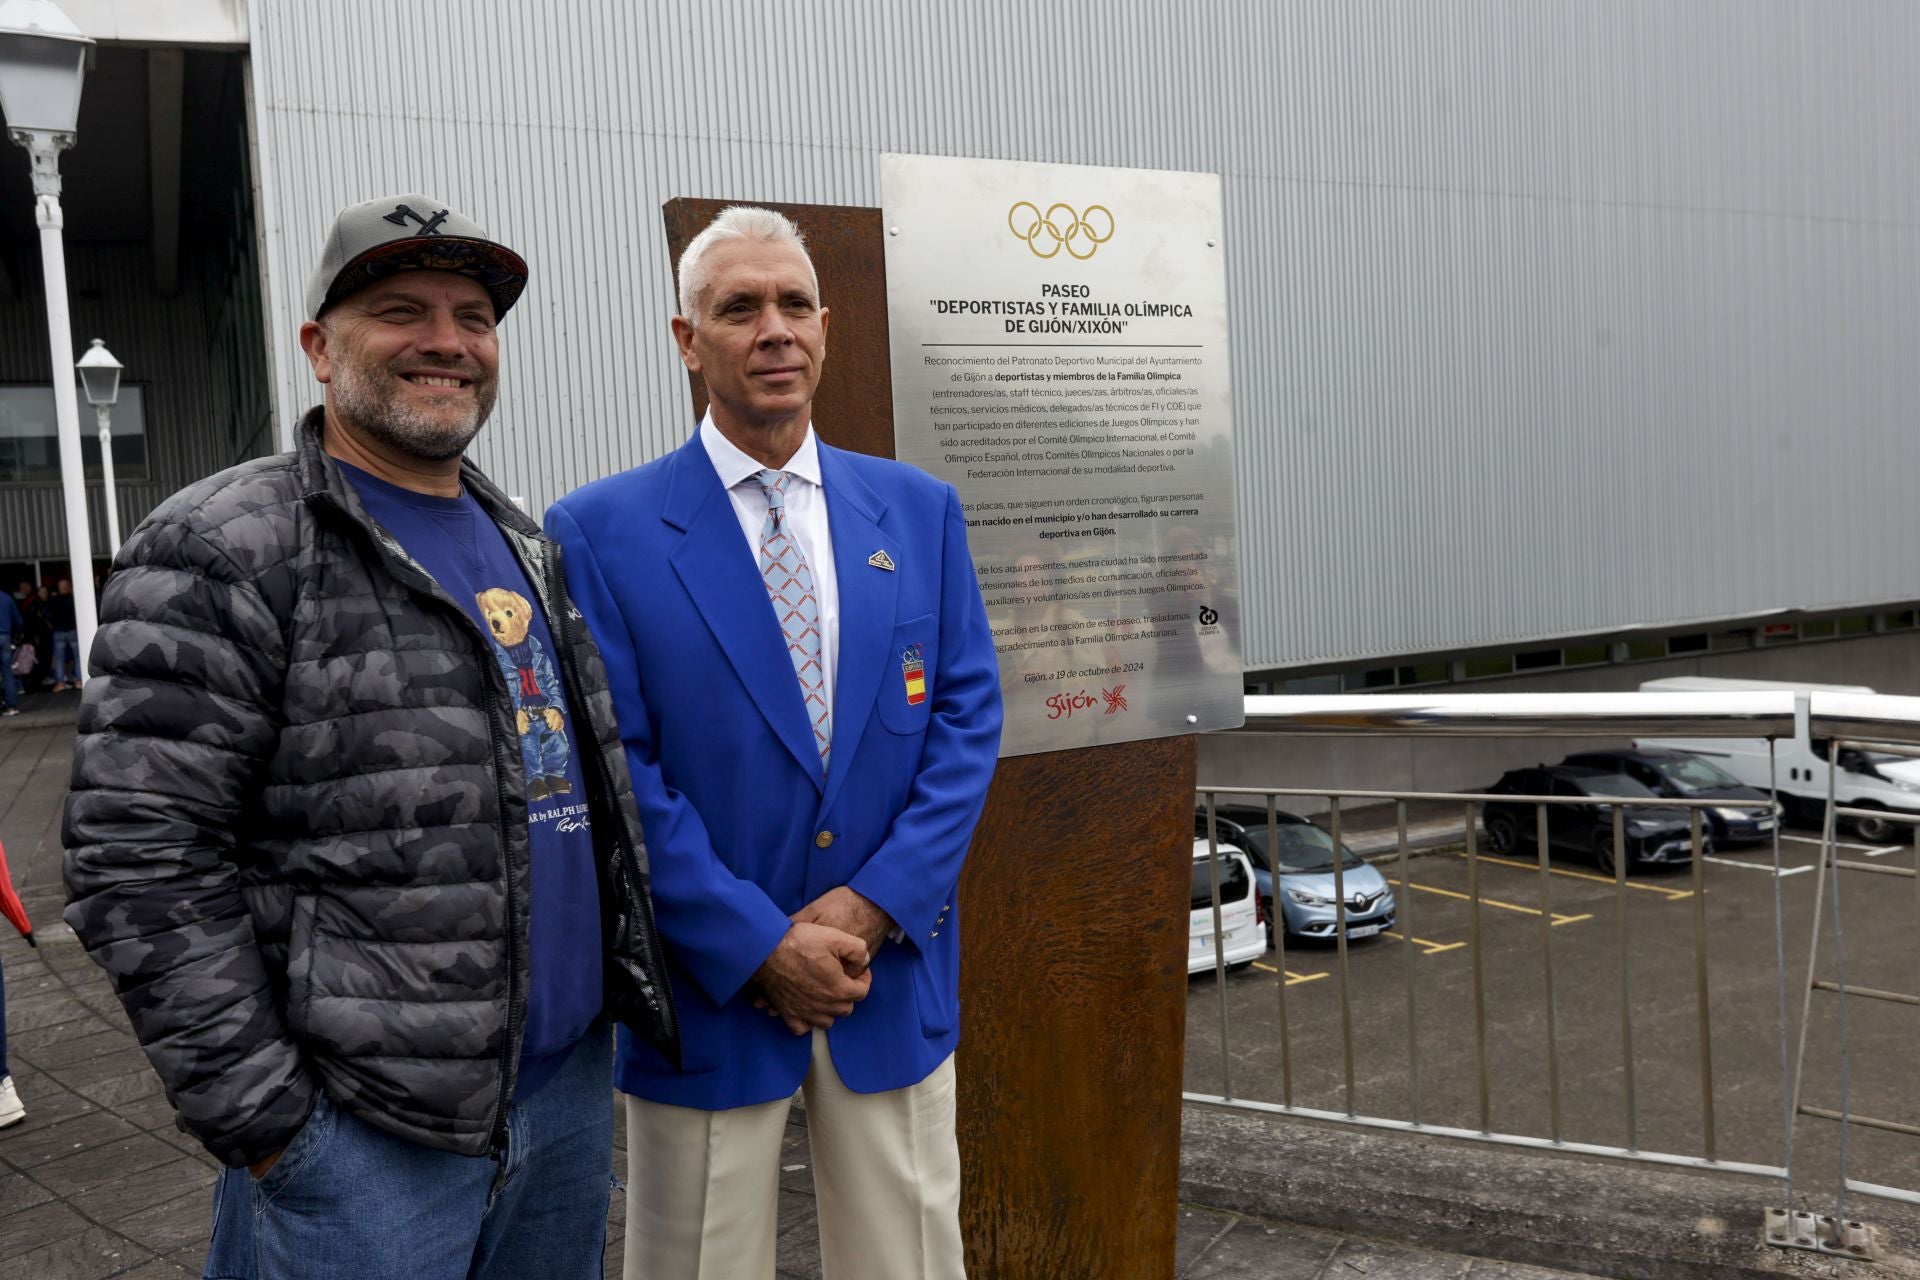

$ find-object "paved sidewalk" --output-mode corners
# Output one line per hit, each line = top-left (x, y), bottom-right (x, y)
(4, 715), (1592, 1279)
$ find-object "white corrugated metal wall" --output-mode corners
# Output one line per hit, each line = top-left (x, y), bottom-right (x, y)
(246, 0), (1920, 671)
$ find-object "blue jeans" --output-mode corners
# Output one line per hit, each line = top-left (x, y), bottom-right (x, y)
(1, 637), (17, 709)
(204, 1026), (613, 1280)
(51, 630), (77, 685)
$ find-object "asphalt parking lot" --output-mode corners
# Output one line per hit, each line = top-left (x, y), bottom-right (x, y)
(1184, 818), (1920, 1207)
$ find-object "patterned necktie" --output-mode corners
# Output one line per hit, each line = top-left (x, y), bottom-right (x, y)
(752, 469), (830, 769)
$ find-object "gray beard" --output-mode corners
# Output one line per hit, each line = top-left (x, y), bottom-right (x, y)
(329, 358), (497, 462)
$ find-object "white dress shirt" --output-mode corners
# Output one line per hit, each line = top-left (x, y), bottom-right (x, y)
(699, 415), (840, 733)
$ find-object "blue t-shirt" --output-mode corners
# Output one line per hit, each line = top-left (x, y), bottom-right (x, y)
(340, 463), (603, 1099)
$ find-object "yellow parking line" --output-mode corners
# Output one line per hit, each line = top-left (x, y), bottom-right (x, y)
(1456, 851), (1694, 902)
(1384, 877), (1593, 926)
(1382, 930), (1467, 955)
(1251, 960), (1330, 985)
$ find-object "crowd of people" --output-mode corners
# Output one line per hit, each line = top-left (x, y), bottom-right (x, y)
(1, 576), (84, 716)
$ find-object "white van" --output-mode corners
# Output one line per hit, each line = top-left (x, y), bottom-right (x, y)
(1188, 839), (1266, 975)
(1635, 676), (1920, 841)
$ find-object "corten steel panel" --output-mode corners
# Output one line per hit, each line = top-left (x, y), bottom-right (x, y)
(662, 197), (1192, 1280)
(661, 198), (894, 458)
(957, 735), (1193, 1278)
(250, 0), (1920, 671)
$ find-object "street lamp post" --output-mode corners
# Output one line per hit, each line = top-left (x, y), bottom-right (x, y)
(77, 337), (121, 554)
(0, 0), (97, 674)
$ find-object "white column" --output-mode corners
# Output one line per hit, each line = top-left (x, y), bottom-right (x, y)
(28, 134), (98, 676)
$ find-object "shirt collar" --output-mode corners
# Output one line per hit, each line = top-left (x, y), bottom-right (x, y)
(699, 414), (822, 492)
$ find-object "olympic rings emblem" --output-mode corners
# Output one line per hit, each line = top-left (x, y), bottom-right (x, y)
(1007, 201), (1115, 260)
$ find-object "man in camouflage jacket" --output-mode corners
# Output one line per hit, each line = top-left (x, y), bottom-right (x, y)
(62, 195), (676, 1279)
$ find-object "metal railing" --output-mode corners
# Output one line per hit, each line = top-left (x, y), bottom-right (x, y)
(1187, 691), (1920, 1259)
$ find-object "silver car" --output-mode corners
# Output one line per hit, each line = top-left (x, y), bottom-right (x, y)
(1200, 806), (1396, 945)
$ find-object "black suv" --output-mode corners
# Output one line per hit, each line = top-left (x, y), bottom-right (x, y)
(1561, 748), (1778, 844)
(1482, 765), (1707, 874)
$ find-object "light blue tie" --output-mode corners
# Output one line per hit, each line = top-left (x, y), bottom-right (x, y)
(752, 470), (830, 768)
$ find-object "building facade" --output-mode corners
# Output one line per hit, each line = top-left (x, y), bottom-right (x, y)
(4, 0), (1917, 685)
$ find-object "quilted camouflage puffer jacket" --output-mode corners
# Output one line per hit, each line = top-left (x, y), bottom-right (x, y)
(63, 408), (678, 1168)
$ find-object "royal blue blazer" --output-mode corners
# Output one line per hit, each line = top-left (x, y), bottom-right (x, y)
(547, 433), (1004, 1109)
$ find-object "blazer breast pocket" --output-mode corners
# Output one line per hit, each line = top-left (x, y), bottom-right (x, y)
(875, 614), (937, 736)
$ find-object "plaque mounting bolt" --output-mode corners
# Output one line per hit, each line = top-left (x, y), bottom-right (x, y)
(1206, 238), (1217, 248)
(889, 226), (900, 236)
(1187, 714), (1199, 725)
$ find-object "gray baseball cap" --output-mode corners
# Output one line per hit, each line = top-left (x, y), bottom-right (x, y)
(305, 194), (529, 321)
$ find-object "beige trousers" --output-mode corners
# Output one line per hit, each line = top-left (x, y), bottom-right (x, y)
(623, 1031), (965, 1280)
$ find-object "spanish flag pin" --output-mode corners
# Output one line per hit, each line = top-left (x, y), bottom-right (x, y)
(901, 644), (927, 706)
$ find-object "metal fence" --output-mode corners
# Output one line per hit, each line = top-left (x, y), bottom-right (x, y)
(1187, 691), (1920, 1260)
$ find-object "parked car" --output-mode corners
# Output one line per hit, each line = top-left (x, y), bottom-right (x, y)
(1482, 765), (1707, 874)
(1636, 676), (1920, 842)
(1196, 805), (1396, 945)
(1561, 747), (1779, 843)
(1189, 838), (1266, 975)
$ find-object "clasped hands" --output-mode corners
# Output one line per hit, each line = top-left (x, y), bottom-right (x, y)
(751, 887), (893, 1036)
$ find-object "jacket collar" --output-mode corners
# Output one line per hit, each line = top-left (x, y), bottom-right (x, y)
(294, 405), (544, 541)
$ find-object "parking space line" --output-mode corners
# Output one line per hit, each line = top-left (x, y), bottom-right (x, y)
(1381, 929), (1466, 955)
(1250, 960), (1330, 985)
(1383, 877), (1593, 926)
(1781, 835), (1902, 855)
(1454, 851), (1694, 902)
(1768, 834), (1907, 858)
(1701, 854), (1813, 877)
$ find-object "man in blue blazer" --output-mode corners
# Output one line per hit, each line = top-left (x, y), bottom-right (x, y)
(548, 206), (1003, 1280)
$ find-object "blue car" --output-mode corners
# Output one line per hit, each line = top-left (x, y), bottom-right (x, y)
(1196, 806), (1397, 945)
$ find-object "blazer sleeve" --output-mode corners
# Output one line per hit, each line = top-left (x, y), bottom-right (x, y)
(547, 499), (794, 1007)
(847, 484), (1004, 947)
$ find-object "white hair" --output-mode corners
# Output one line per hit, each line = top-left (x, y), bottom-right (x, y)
(676, 206), (820, 324)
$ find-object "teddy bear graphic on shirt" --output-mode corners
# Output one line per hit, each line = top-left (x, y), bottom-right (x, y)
(475, 587), (573, 803)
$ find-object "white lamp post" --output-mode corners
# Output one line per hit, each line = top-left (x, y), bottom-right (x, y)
(0, 0), (97, 676)
(77, 337), (121, 554)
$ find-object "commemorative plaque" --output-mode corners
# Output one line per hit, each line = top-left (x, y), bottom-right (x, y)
(881, 153), (1245, 757)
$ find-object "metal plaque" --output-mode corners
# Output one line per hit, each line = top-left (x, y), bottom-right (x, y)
(881, 153), (1244, 757)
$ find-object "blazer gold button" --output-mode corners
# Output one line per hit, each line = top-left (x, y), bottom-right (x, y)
(815, 831), (834, 848)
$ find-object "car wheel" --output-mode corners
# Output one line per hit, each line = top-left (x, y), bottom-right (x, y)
(1262, 901), (1276, 950)
(1850, 808), (1898, 844)
(1592, 830), (1620, 878)
(1227, 960), (1254, 973)
(1484, 810), (1522, 855)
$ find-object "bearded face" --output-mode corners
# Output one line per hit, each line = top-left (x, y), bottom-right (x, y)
(310, 273), (502, 462)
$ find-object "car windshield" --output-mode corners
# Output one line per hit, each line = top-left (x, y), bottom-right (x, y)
(1268, 823), (1366, 875)
(1191, 855), (1250, 909)
(1655, 756), (1743, 793)
(1571, 773), (1657, 799)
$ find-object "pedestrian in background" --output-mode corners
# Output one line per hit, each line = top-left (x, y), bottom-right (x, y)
(0, 955), (22, 1129)
(22, 586), (49, 690)
(46, 578), (77, 691)
(1, 588), (22, 716)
